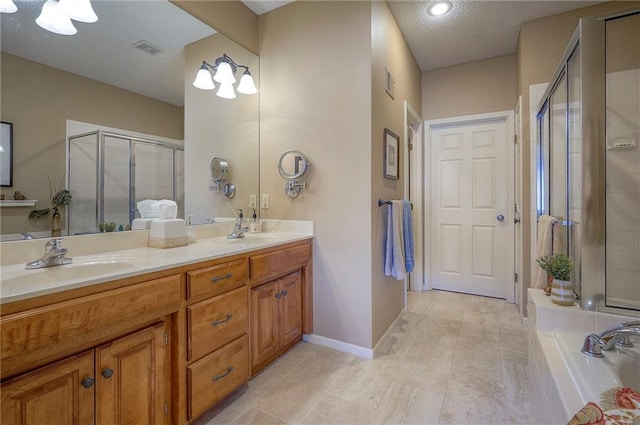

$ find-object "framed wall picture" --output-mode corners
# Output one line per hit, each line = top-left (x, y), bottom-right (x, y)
(1, 121), (13, 187)
(383, 128), (399, 180)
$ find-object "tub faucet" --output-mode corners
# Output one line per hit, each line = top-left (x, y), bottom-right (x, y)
(227, 209), (248, 239)
(581, 320), (640, 357)
(25, 238), (73, 269)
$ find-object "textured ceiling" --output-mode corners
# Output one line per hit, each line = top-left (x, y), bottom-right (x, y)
(387, 0), (605, 71)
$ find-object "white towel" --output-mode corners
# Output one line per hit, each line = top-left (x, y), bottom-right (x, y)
(534, 214), (557, 289)
(385, 200), (406, 280)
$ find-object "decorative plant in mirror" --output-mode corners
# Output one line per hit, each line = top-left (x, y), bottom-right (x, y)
(28, 178), (72, 237)
(192, 53), (257, 99)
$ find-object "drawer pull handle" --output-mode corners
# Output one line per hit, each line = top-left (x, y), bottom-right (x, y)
(81, 377), (95, 388)
(211, 273), (233, 283)
(275, 293), (282, 299)
(102, 368), (114, 379)
(212, 366), (234, 382)
(212, 314), (233, 326)
(281, 290), (288, 296)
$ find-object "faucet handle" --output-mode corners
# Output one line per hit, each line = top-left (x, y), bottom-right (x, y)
(45, 238), (64, 251)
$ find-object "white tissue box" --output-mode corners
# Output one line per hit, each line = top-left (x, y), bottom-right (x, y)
(131, 218), (154, 230)
(148, 219), (188, 249)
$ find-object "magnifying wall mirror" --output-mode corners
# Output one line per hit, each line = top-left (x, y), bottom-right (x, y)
(277, 150), (309, 198)
(209, 157), (235, 199)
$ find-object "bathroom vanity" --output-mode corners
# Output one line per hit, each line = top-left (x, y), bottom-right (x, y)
(0, 231), (313, 425)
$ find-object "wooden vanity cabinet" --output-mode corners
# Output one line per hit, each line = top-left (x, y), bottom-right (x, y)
(1, 322), (170, 425)
(251, 271), (303, 370)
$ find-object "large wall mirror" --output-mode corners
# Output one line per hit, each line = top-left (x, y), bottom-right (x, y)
(0, 0), (259, 240)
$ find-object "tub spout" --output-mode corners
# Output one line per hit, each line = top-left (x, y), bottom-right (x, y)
(581, 321), (640, 358)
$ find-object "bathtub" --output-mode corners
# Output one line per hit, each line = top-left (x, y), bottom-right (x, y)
(553, 330), (640, 406)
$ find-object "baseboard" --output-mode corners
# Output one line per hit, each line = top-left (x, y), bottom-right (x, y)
(302, 334), (373, 359)
(302, 307), (407, 361)
(372, 307), (407, 359)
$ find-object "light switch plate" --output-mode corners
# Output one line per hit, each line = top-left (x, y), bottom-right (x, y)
(249, 194), (257, 209)
(261, 194), (270, 209)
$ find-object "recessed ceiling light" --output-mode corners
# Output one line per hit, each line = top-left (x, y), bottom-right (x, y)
(427, 0), (452, 17)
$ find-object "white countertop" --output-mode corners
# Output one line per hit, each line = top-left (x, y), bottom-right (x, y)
(0, 231), (312, 305)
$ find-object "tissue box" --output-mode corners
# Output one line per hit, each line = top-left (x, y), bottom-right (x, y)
(148, 219), (188, 249)
(131, 218), (154, 230)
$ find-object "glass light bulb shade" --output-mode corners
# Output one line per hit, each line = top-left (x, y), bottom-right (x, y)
(0, 0), (18, 13)
(427, 0), (452, 16)
(57, 0), (98, 23)
(213, 61), (236, 84)
(193, 67), (215, 90)
(216, 83), (236, 99)
(237, 72), (257, 95)
(36, 0), (77, 35)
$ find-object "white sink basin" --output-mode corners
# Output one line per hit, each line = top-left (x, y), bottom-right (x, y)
(1, 256), (143, 298)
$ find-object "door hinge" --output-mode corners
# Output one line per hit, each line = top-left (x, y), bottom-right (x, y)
(164, 402), (169, 416)
(514, 134), (519, 144)
(514, 273), (519, 283)
(164, 332), (168, 346)
(409, 143), (414, 151)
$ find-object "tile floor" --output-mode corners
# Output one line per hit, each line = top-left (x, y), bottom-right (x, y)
(193, 290), (531, 425)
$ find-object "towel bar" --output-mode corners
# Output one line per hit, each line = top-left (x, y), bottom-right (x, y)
(378, 199), (413, 210)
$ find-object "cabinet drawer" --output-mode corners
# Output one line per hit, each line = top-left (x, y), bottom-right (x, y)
(187, 286), (248, 361)
(250, 243), (311, 280)
(187, 259), (249, 300)
(1, 274), (181, 379)
(188, 335), (249, 420)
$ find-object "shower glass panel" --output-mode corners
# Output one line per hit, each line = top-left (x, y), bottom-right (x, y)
(103, 135), (131, 229)
(550, 75), (568, 225)
(68, 133), (98, 235)
(68, 130), (184, 234)
(604, 11), (640, 310)
(134, 143), (175, 216)
(567, 45), (582, 297)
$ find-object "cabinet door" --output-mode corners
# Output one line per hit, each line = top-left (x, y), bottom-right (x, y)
(251, 280), (280, 366)
(279, 272), (303, 347)
(96, 322), (168, 425)
(1, 351), (94, 425)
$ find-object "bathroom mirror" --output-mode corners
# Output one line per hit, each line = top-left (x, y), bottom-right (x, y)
(278, 150), (310, 180)
(0, 1), (259, 239)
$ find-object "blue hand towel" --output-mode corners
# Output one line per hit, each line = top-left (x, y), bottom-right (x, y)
(402, 200), (414, 273)
(384, 200), (406, 280)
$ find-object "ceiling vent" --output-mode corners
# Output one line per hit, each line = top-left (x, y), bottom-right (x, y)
(131, 40), (162, 55)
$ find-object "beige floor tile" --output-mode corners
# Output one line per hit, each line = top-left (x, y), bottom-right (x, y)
(426, 303), (465, 321)
(451, 336), (504, 382)
(193, 387), (253, 425)
(458, 317), (501, 342)
(500, 326), (529, 353)
(439, 373), (509, 425)
(253, 353), (348, 423)
(382, 356), (453, 395)
(329, 358), (393, 408)
(502, 346), (528, 365)
(229, 407), (285, 425)
(267, 342), (314, 376)
(373, 379), (444, 425)
(503, 359), (532, 424)
(300, 393), (373, 425)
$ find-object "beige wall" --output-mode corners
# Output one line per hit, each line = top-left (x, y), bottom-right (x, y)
(0, 53), (183, 235)
(516, 1), (640, 311)
(370, 1), (422, 346)
(171, 0), (258, 55)
(184, 33), (259, 224)
(422, 54), (517, 120)
(259, 1), (374, 348)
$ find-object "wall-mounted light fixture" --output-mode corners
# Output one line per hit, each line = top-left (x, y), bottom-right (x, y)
(192, 53), (257, 99)
(0, 0), (98, 36)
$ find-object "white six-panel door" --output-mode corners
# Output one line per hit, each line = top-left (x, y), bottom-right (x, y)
(429, 115), (512, 299)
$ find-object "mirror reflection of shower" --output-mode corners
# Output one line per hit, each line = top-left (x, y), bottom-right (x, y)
(67, 122), (184, 235)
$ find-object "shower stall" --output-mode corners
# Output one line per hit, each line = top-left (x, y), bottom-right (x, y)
(536, 10), (640, 313)
(67, 130), (184, 235)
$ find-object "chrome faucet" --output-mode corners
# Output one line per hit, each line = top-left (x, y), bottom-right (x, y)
(20, 232), (35, 240)
(227, 209), (248, 239)
(25, 238), (73, 269)
(581, 320), (640, 357)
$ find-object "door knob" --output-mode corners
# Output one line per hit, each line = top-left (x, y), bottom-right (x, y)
(497, 214), (505, 222)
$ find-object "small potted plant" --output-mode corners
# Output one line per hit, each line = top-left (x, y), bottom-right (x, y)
(28, 178), (72, 237)
(538, 253), (574, 306)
